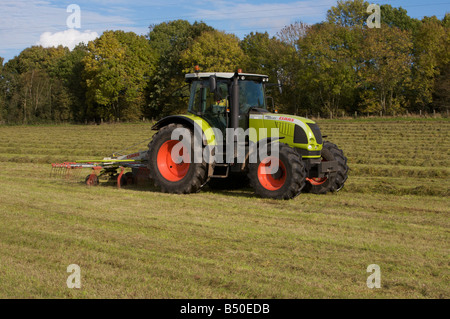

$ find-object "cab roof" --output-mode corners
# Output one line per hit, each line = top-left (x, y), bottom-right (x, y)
(185, 72), (269, 81)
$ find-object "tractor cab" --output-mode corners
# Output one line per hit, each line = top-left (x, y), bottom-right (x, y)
(185, 71), (269, 135)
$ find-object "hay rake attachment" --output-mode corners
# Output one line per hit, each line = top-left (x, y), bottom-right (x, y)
(51, 149), (151, 189)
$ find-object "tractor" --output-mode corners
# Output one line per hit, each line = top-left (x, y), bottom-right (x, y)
(147, 70), (348, 199)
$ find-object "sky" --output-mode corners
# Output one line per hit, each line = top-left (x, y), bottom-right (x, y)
(0, 0), (449, 62)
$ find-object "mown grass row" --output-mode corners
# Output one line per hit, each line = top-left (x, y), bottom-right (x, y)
(0, 162), (448, 298)
(319, 119), (449, 180)
(0, 118), (448, 299)
(0, 119), (448, 181)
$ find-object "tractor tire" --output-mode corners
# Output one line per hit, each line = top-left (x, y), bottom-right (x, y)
(248, 143), (306, 200)
(304, 141), (348, 194)
(147, 123), (207, 194)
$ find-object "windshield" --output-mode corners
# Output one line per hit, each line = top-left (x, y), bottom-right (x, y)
(239, 80), (266, 114)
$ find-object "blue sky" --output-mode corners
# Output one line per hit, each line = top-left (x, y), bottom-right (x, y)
(1, 0), (449, 62)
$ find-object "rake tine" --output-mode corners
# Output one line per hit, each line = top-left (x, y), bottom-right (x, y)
(52, 163), (59, 178)
(65, 163), (74, 179)
(62, 164), (66, 177)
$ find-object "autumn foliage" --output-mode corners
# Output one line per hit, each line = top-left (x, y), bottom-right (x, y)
(0, 1), (448, 124)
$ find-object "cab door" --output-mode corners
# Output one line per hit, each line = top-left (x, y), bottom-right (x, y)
(189, 80), (229, 141)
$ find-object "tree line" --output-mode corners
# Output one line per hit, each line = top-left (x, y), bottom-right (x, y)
(0, 0), (448, 124)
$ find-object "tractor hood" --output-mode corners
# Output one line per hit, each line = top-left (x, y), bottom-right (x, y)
(249, 112), (323, 158)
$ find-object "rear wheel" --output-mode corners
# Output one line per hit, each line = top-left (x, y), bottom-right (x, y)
(248, 143), (306, 199)
(147, 124), (207, 194)
(304, 141), (348, 194)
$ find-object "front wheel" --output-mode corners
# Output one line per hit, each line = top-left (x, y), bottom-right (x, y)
(248, 143), (306, 200)
(304, 141), (348, 194)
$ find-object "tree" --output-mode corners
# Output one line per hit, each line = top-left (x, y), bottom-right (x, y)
(5, 46), (68, 75)
(0, 57), (4, 122)
(181, 30), (245, 73)
(276, 21), (309, 48)
(380, 5), (421, 32)
(443, 13), (450, 28)
(296, 22), (360, 117)
(146, 20), (214, 118)
(410, 16), (449, 111)
(434, 14), (450, 113)
(83, 30), (156, 122)
(240, 32), (272, 74)
(274, 22), (311, 114)
(433, 64), (450, 113)
(240, 30), (306, 114)
(3, 45), (70, 123)
(327, 0), (370, 28)
(358, 27), (413, 114)
(56, 44), (88, 121)
(241, 31), (294, 77)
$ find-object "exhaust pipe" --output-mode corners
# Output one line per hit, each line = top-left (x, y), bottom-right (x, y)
(231, 72), (239, 134)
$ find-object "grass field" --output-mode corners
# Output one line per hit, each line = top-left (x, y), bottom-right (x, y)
(0, 118), (448, 298)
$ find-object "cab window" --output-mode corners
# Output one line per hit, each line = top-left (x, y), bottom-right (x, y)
(189, 80), (229, 114)
(238, 80), (265, 114)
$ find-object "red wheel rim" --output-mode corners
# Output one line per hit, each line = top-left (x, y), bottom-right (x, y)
(257, 157), (286, 191)
(157, 140), (190, 182)
(306, 177), (327, 185)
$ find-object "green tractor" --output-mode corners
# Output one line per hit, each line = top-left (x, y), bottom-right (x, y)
(147, 70), (348, 199)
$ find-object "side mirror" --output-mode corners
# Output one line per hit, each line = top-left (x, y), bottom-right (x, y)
(209, 75), (223, 101)
(209, 75), (217, 93)
(278, 79), (283, 94)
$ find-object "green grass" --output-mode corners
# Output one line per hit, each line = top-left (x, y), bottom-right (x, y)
(0, 119), (448, 298)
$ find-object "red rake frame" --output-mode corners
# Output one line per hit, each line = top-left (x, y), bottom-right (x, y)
(51, 161), (149, 189)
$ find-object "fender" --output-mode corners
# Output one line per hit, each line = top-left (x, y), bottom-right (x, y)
(152, 114), (217, 146)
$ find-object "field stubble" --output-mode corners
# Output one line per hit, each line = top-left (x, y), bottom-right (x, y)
(0, 119), (448, 298)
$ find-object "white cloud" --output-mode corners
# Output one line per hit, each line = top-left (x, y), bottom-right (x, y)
(0, 0), (138, 61)
(37, 29), (99, 50)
